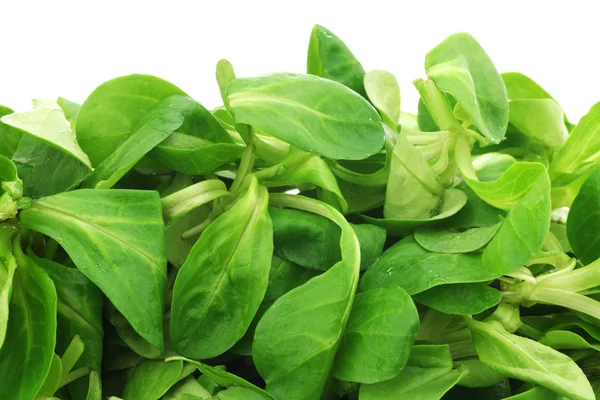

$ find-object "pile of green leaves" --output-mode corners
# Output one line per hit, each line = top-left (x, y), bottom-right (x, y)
(2, 24), (600, 400)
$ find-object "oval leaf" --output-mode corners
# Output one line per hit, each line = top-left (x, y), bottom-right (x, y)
(226, 73), (384, 160)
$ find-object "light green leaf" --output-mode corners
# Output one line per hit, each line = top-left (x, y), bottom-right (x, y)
(425, 33), (508, 142)
(76, 74), (186, 166)
(20, 189), (167, 351)
(0, 224), (17, 347)
(4, 99), (92, 198)
(1, 98), (90, 168)
(550, 101), (600, 188)
(364, 69), (401, 127)
(384, 132), (443, 220)
(502, 72), (568, 150)
(466, 318), (594, 400)
(226, 73), (384, 160)
(216, 59), (236, 105)
(123, 359), (184, 400)
(567, 165), (600, 265)
(332, 287), (419, 383)
(0, 105), (22, 159)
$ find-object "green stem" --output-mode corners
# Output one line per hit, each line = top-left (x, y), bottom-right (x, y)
(229, 127), (255, 196)
(181, 207), (220, 239)
(413, 78), (462, 132)
(161, 180), (232, 223)
(537, 258), (600, 292)
(60, 367), (91, 388)
(528, 288), (600, 321)
(43, 238), (59, 260)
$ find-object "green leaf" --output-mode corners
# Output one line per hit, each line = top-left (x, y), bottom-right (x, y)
(0, 224), (17, 347)
(567, 165), (600, 265)
(31, 253), (104, 372)
(215, 387), (270, 400)
(502, 73), (568, 150)
(123, 359), (184, 400)
(0, 243), (57, 400)
(106, 303), (161, 358)
(307, 24), (366, 96)
(384, 132), (443, 220)
(414, 222), (501, 254)
(504, 386), (567, 400)
(363, 188), (467, 236)
(413, 283), (502, 315)
(57, 97), (81, 125)
(253, 194), (360, 400)
(163, 376), (211, 400)
(20, 189), (167, 351)
(226, 72), (384, 160)
(232, 256), (319, 356)
(466, 318), (594, 400)
(170, 177), (272, 359)
(167, 357), (276, 400)
(1, 99), (90, 168)
(481, 167), (551, 274)
(3, 99), (93, 198)
(364, 69), (401, 127)
(0, 105), (22, 159)
(76, 74), (186, 166)
(539, 330), (600, 351)
(359, 345), (468, 400)
(425, 33), (508, 142)
(86, 370), (102, 400)
(454, 358), (505, 388)
(271, 207), (385, 271)
(550, 101), (600, 188)
(332, 287), (419, 383)
(360, 236), (499, 294)
(216, 59), (236, 104)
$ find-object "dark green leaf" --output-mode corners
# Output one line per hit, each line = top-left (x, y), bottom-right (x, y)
(0, 243), (57, 400)
(567, 165), (600, 265)
(307, 24), (366, 96)
(332, 287), (419, 383)
(360, 236), (499, 294)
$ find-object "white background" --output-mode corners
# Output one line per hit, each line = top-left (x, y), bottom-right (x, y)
(1, 0), (599, 122)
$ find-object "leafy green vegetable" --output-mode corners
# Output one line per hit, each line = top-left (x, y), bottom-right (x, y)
(1, 26), (600, 400)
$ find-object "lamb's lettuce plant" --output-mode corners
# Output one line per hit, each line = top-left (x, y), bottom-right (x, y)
(0, 24), (599, 400)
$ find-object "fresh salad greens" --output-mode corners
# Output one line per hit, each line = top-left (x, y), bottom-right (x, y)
(1, 24), (600, 400)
